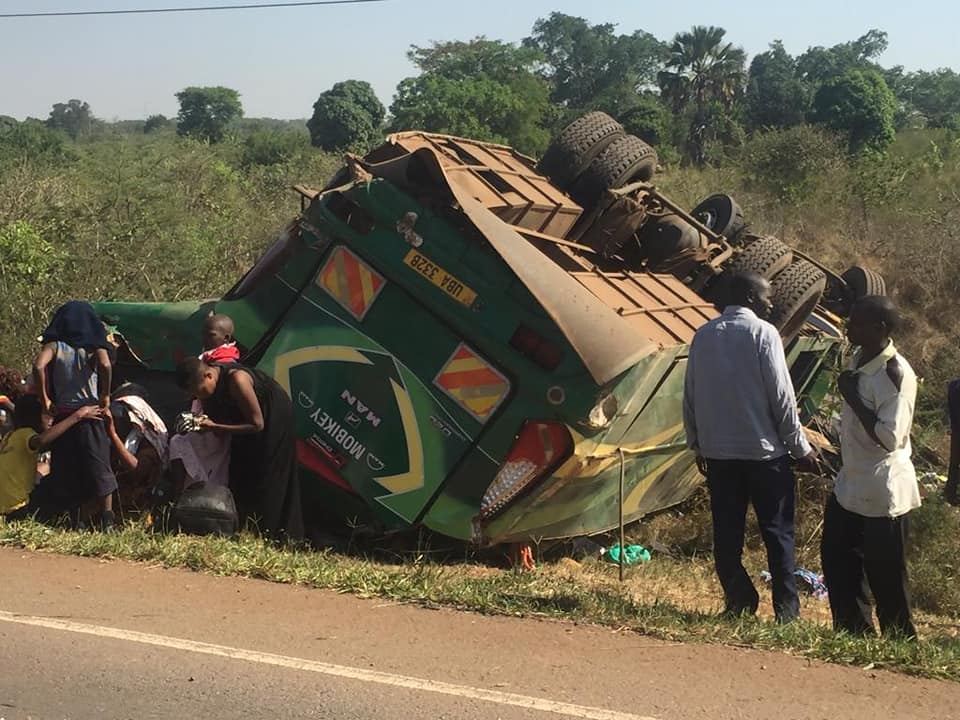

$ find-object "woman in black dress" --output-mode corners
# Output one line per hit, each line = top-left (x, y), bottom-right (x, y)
(175, 358), (303, 542)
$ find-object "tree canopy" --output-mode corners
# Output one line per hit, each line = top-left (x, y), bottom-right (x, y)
(46, 99), (94, 139)
(523, 13), (665, 117)
(796, 29), (888, 85)
(389, 38), (551, 156)
(658, 26), (746, 165)
(175, 86), (243, 143)
(744, 41), (811, 131)
(307, 80), (385, 153)
(811, 69), (897, 153)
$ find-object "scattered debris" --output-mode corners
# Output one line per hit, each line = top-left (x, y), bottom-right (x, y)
(760, 568), (828, 600)
(602, 543), (651, 565)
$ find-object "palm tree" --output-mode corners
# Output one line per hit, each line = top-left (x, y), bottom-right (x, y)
(658, 26), (746, 164)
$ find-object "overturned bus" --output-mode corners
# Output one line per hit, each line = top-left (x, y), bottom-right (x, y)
(95, 113), (881, 546)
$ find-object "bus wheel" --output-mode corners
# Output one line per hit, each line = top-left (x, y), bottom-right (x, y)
(770, 260), (828, 344)
(537, 112), (624, 192)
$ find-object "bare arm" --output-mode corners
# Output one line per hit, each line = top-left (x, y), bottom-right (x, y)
(28, 404), (103, 452)
(95, 348), (112, 407)
(104, 409), (138, 470)
(202, 371), (264, 435)
(33, 342), (57, 413)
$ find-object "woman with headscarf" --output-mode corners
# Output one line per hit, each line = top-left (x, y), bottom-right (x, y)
(30, 301), (118, 529)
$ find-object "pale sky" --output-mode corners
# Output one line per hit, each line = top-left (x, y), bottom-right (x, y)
(1, 0), (956, 121)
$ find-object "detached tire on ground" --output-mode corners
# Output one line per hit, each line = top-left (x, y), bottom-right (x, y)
(841, 265), (886, 300)
(537, 112), (624, 192)
(570, 134), (658, 208)
(769, 260), (828, 344)
(691, 193), (745, 241)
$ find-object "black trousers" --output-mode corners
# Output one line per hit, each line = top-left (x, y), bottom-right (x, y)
(820, 493), (916, 637)
(29, 418), (117, 521)
(706, 456), (799, 623)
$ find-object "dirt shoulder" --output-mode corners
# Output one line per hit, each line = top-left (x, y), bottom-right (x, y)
(1, 547), (957, 720)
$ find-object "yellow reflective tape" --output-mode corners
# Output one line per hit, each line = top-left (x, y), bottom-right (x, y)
(272, 346), (373, 395)
(373, 378), (424, 495)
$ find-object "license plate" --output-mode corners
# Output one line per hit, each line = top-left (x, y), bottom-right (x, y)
(403, 249), (478, 308)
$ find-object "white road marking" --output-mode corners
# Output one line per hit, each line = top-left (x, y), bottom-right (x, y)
(0, 610), (659, 720)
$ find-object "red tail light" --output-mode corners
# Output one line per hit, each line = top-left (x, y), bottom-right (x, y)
(479, 421), (573, 519)
(509, 325), (563, 371)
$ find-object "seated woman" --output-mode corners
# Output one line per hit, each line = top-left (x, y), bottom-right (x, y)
(104, 385), (168, 515)
(175, 358), (303, 543)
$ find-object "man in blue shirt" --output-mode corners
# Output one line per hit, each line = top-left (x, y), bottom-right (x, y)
(683, 271), (818, 623)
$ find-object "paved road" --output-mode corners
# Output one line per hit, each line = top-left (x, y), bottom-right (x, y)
(0, 548), (957, 719)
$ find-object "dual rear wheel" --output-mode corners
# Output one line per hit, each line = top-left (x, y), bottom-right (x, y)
(537, 112), (657, 208)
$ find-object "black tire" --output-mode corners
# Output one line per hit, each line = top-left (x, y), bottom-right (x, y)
(570, 134), (658, 207)
(537, 112), (624, 192)
(724, 236), (793, 280)
(706, 236), (793, 309)
(841, 265), (886, 300)
(691, 193), (745, 241)
(769, 260), (828, 343)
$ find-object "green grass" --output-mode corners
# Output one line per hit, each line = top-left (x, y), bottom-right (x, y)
(2, 518), (958, 682)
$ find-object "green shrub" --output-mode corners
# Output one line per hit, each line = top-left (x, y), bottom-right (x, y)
(909, 496), (960, 617)
(740, 125), (846, 203)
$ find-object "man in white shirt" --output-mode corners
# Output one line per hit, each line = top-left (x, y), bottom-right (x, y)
(821, 295), (920, 638)
(684, 272), (818, 623)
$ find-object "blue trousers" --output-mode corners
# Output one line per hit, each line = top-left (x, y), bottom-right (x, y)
(706, 456), (799, 623)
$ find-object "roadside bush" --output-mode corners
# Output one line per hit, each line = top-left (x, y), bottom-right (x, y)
(241, 129), (311, 167)
(909, 495), (960, 617)
(740, 125), (846, 203)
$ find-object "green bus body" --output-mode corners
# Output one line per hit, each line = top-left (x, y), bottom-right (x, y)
(94, 133), (843, 546)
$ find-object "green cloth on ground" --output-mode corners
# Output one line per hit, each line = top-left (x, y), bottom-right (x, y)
(603, 543), (651, 565)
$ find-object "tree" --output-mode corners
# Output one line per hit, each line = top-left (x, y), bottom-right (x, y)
(0, 120), (75, 168)
(307, 80), (385, 153)
(618, 94), (671, 146)
(523, 13), (665, 116)
(744, 41), (811, 131)
(143, 114), (172, 134)
(389, 38), (551, 156)
(896, 69), (960, 128)
(796, 29), (888, 85)
(46, 99), (93, 139)
(810, 69), (897, 153)
(657, 26), (746, 165)
(175, 87), (242, 143)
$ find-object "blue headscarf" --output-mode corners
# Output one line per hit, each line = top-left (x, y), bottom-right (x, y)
(41, 301), (111, 350)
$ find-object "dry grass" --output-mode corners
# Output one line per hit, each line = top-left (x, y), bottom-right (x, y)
(3, 504), (960, 681)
